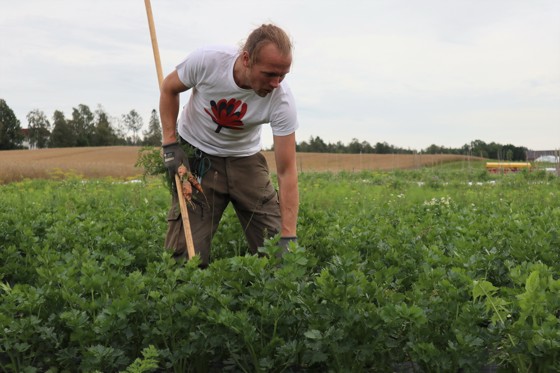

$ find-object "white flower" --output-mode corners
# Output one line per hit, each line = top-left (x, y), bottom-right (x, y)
(423, 196), (452, 207)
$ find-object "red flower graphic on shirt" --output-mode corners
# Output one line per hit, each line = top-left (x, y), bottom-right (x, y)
(204, 98), (248, 133)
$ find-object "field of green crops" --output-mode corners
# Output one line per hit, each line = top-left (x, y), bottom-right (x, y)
(1, 165), (559, 372)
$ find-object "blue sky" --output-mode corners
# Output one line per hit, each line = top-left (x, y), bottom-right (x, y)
(2, 0), (559, 150)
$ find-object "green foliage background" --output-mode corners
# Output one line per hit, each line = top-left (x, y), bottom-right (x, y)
(1, 167), (559, 372)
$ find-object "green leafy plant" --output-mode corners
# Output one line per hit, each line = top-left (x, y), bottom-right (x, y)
(1, 169), (559, 371)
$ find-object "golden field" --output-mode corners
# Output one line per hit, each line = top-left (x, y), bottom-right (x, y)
(0, 146), (476, 184)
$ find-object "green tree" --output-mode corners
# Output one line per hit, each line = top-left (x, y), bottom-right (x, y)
(70, 104), (95, 146)
(308, 136), (328, 152)
(346, 138), (374, 153)
(348, 138), (363, 154)
(361, 140), (374, 153)
(331, 141), (346, 153)
(0, 99), (24, 150)
(424, 144), (446, 154)
(26, 109), (51, 149)
(374, 141), (393, 154)
(487, 142), (502, 160)
(295, 140), (309, 152)
(49, 110), (76, 148)
(122, 109), (144, 145)
(142, 109), (162, 146)
(502, 144), (527, 161)
(469, 139), (489, 158)
(92, 106), (119, 146)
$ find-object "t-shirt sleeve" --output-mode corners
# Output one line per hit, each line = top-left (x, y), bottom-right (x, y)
(175, 48), (206, 88)
(270, 84), (299, 136)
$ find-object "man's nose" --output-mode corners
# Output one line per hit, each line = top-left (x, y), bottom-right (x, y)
(270, 77), (281, 88)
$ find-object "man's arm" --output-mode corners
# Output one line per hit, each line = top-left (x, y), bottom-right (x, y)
(273, 133), (299, 237)
(159, 70), (189, 145)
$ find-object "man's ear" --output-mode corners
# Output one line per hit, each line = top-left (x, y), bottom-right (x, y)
(242, 51), (250, 67)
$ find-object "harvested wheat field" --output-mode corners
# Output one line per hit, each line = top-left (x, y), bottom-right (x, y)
(290, 152), (475, 172)
(0, 147), (478, 184)
(0, 147), (143, 184)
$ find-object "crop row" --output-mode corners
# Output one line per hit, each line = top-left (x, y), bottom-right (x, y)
(1, 170), (559, 372)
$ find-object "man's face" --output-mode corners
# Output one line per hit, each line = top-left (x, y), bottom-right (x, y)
(244, 43), (292, 97)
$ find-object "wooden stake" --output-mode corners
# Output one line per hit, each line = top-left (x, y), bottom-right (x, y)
(145, 0), (196, 260)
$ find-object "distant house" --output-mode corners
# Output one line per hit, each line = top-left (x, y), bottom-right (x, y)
(535, 155), (560, 163)
(527, 150), (559, 161)
(20, 127), (52, 149)
(20, 128), (35, 149)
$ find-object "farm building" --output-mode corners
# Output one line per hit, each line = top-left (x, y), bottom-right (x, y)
(527, 149), (559, 161)
(534, 155), (559, 163)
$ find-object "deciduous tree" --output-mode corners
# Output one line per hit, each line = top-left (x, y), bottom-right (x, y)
(93, 106), (119, 146)
(0, 99), (23, 150)
(49, 110), (76, 148)
(122, 109), (144, 145)
(26, 109), (51, 149)
(70, 104), (95, 146)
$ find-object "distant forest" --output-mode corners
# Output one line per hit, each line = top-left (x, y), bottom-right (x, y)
(294, 136), (529, 161)
(1, 100), (528, 161)
(0, 100), (162, 149)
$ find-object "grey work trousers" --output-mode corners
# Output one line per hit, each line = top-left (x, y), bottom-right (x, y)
(164, 147), (281, 267)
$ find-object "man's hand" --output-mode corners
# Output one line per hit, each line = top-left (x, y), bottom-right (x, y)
(162, 142), (188, 180)
(278, 236), (297, 253)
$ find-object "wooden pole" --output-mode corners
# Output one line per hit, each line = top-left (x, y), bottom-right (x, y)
(174, 175), (196, 259)
(144, 0), (196, 260)
(144, 0), (163, 87)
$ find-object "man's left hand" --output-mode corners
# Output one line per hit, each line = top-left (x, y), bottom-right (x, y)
(278, 236), (297, 252)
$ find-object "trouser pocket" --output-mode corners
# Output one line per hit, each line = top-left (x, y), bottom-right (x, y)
(164, 197), (187, 259)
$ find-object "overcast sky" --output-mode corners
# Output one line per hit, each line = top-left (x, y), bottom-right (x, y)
(2, 0), (559, 151)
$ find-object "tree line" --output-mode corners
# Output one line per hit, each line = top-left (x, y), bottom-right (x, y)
(1, 98), (528, 160)
(296, 137), (528, 161)
(0, 99), (162, 150)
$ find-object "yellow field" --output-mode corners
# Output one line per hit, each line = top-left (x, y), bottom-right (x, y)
(0, 147), (475, 184)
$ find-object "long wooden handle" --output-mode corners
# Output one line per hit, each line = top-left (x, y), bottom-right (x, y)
(175, 175), (196, 260)
(144, 0), (163, 88)
(145, 0), (196, 260)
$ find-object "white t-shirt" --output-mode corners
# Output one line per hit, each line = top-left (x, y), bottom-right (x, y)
(175, 45), (299, 157)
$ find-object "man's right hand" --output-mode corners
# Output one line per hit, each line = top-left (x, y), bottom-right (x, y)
(162, 142), (188, 179)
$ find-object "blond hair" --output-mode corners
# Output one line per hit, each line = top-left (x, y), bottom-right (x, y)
(242, 24), (292, 65)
